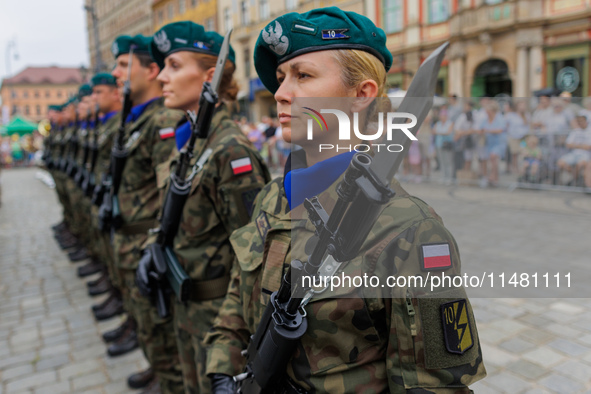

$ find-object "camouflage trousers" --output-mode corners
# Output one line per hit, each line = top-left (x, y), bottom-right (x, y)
(114, 232), (184, 394)
(64, 178), (90, 241)
(51, 170), (72, 227)
(173, 297), (225, 394)
(118, 269), (184, 394)
(90, 205), (120, 289)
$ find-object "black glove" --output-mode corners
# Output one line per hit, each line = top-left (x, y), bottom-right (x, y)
(210, 374), (236, 394)
(136, 248), (153, 298)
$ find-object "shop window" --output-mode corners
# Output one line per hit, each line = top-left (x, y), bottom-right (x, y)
(224, 7), (233, 32)
(286, 0), (297, 10)
(179, 0), (185, 14)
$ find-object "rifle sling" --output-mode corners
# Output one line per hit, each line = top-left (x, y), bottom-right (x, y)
(186, 275), (231, 302)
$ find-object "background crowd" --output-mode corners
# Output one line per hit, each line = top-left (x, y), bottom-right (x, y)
(399, 92), (591, 189)
(0, 131), (44, 168)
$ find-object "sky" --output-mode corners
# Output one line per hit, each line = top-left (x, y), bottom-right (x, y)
(0, 0), (89, 82)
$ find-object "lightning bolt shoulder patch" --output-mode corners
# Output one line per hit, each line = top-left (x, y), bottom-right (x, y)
(440, 299), (474, 355)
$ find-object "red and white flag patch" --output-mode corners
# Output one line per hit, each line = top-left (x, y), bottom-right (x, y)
(231, 157), (253, 175)
(420, 243), (452, 271)
(159, 127), (175, 140)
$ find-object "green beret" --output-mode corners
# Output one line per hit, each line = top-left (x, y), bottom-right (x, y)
(48, 104), (62, 112)
(111, 34), (151, 59)
(150, 21), (236, 69)
(78, 84), (93, 98)
(254, 7), (393, 93)
(91, 73), (117, 87)
(65, 96), (78, 106)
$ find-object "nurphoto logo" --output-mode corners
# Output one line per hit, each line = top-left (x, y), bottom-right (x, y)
(304, 108), (418, 153)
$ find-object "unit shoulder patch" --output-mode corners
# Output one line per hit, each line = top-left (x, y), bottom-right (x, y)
(440, 299), (474, 355)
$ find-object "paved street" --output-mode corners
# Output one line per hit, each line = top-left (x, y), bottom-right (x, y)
(1, 167), (591, 393)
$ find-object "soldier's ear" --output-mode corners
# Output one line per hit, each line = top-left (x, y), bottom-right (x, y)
(147, 62), (162, 81)
(204, 67), (215, 83)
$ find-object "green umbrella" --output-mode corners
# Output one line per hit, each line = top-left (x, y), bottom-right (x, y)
(5, 116), (38, 136)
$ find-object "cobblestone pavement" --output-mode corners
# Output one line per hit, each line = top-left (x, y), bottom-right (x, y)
(1, 167), (591, 393)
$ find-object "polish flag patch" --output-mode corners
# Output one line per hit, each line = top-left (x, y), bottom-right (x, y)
(420, 243), (452, 271)
(159, 127), (175, 140)
(231, 157), (253, 175)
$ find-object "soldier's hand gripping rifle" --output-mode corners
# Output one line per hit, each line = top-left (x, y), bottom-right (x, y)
(66, 110), (80, 179)
(136, 30), (233, 319)
(232, 42), (449, 394)
(83, 106), (101, 198)
(98, 46), (135, 232)
(75, 109), (93, 188)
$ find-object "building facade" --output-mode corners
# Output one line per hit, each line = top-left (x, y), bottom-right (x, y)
(0, 67), (83, 124)
(377, 0), (591, 98)
(85, 0), (153, 72)
(152, 0), (217, 32)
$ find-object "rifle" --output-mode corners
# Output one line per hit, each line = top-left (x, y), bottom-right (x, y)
(66, 110), (80, 179)
(83, 106), (101, 198)
(233, 42), (449, 394)
(75, 110), (93, 188)
(136, 29), (233, 318)
(98, 46), (135, 232)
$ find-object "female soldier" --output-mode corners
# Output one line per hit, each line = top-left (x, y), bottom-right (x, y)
(144, 22), (271, 393)
(205, 7), (486, 393)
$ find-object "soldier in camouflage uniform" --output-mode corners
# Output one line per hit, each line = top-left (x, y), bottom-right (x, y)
(48, 104), (68, 233)
(139, 21), (272, 394)
(109, 34), (184, 393)
(66, 84), (97, 266)
(54, 98), (81, 250)
(205, 8), (486, 393)
(87, 73), (126, 321)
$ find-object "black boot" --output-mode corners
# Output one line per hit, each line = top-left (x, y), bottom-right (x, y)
(139, 376), (161, 394)
(87, 272), (108, 288)
(51, 221), (67, 232)
(68, 247), (89, 262)
(127, 368), (155, 389)
(107, 318), (139, 357)
(88, 275), (112, 296)
(77, 260), (103, 277)
(102, 316), (131, 343)
(93, 294), (124, 321)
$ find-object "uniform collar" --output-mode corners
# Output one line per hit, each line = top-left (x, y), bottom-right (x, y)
(284, 150), (355, 210)
(126, 97), (159, 123)
(100, 110), (118, 123)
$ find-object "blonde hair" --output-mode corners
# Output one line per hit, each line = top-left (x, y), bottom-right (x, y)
(190, 53), (239, 102)
(332, 49), (391, 122)
(332, 49), (388, 98)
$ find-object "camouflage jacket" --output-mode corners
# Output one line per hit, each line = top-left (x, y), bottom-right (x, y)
(152, 105), (271, 282)
(116, 98), (183, 225)
(205, 175), (486, 393)
(94, 112), (121, 178)
(50, 126), (66, 163)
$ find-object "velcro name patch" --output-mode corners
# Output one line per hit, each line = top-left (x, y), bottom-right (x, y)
(441, 299), (474, 354)
(231, 157), (253, 175)
(420, 243), (452, 271)
(159, 127), (175, 140)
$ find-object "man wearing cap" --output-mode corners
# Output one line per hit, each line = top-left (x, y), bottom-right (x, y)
(87, 73), (126, 322)
(66, 84), (98, 266)
(109, 34), (184, 393)
(54, 97), (84, 250)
